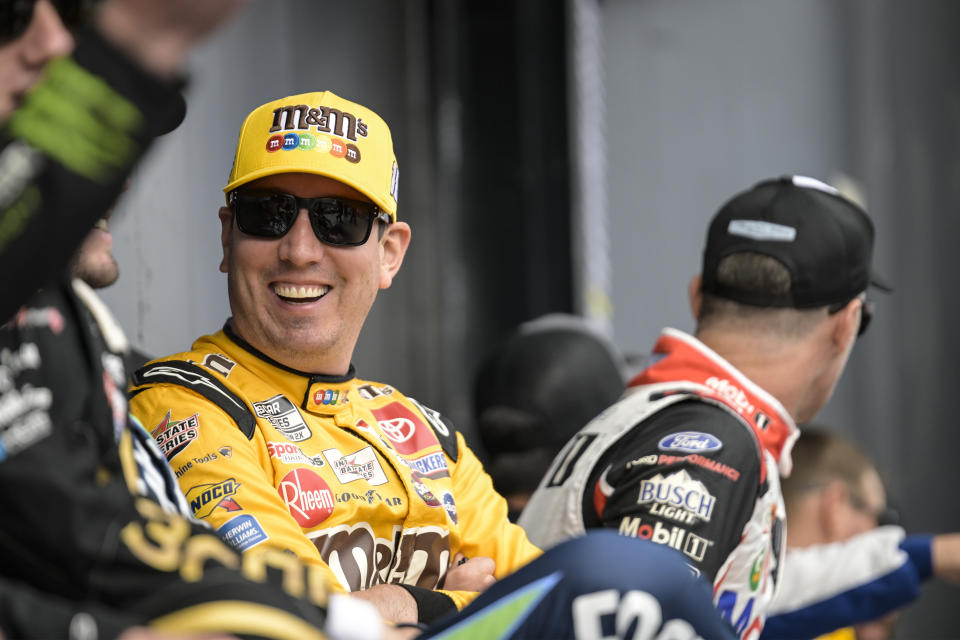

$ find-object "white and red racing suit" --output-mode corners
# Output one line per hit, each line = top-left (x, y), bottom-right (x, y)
(519, 327), (799, 639)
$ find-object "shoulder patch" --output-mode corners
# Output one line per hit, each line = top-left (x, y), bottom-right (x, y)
(132, 360), (256, 440)
(407, 397), (459, 462)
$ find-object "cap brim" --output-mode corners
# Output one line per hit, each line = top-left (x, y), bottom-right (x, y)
(870, 272), (893, 293)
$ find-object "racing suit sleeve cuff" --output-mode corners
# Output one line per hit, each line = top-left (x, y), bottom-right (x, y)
(900, 534), (934, 581)
(397, 584), (457, 624)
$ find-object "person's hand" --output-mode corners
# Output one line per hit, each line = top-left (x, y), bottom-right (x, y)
(95, 0), (249, 78)
(442, 554), (496, 593)
(932, 533), (960, 583)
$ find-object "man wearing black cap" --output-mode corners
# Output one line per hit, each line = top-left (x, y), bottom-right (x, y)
(520, 175), (888, 639)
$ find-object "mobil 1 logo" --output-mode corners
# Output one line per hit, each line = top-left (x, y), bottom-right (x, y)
(253, 394), (312, 442)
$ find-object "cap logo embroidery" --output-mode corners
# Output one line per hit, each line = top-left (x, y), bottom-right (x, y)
(727, 219), (796, 242)
(269, 104), (369, 142)
(790, 174), (840, 195)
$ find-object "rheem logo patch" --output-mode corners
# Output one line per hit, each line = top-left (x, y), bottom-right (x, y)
(278, 468), (335, 528)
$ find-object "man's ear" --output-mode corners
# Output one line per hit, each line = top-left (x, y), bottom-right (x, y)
(218, 207), (233, 274)
(689, 273), (704, 320)
(378, 221), (412, 289)
(831, 297), (862, 350)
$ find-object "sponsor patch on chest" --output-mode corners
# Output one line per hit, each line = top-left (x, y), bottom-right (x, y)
(253, 394), (312, 442)
(322, 446), (387, 486)
(278, 468), (335, 528)
(370, 402), (439, 455)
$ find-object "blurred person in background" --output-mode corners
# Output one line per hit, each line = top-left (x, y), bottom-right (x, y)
(764, 427), (960, 640)
(473, 313), (628, 521)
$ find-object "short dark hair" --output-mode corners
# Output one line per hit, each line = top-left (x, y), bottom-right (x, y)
(697, 252), (828, 337)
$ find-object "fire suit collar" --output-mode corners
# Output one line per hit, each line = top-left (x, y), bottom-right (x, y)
(221, 319), (357, 382)
(628, 327), (799, 477)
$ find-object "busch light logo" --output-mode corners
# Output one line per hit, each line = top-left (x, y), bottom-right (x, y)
(658, 431), (722, 454)
(638, 470), (716, 522)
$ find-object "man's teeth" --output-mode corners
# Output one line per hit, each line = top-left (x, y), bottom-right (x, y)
(273, 284), (329, 299)
(94, 218), (109, 231)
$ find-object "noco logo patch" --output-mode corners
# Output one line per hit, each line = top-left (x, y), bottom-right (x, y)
(371, 402), (439, 455)
(253, 394), (312, 442)
(658, 431), (723, 454)
(278, 468), (335, 528)
(151, 411), (200, 460)
(185, 478), (241, 519)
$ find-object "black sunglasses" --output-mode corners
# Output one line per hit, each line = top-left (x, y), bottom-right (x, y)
(1, 0), (99, 42)
(229, 190), (391, 247)
(828, 297), (874, 337)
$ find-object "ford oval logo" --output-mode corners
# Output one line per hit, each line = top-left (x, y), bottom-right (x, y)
(657, 431), (723, 453)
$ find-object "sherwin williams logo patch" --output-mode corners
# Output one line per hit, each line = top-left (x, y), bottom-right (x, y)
(217, 514), (268, 552)
(278, 468), (335, 528)
(658, 431), (723, 454)
(253, 394), (312, 442)
(185, 478), (241, 519)
(151, 411), (199, 461)
(371, 402), (439, 456)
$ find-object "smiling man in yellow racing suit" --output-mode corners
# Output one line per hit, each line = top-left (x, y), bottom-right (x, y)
(129, 329), (539, 614)
(128, 90), (540, 628)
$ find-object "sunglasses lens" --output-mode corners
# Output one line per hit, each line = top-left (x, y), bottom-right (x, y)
(2, 0), (99, 41)
(1, 0), (35, 41)
(858, 301), (874, 337)
(234, 194), (297, 237)
(310, 199), (375, 246)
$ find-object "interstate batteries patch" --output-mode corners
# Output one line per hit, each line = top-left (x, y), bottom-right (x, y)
(151, 411), (199, 461)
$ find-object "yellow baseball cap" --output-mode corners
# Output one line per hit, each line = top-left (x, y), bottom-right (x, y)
(223, 91), (399, 221)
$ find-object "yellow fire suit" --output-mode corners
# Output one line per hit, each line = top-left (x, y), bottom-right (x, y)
(128, 326), (541, 611)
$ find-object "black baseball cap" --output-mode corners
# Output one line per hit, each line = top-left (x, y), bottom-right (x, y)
(701, 175), (891, 308)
